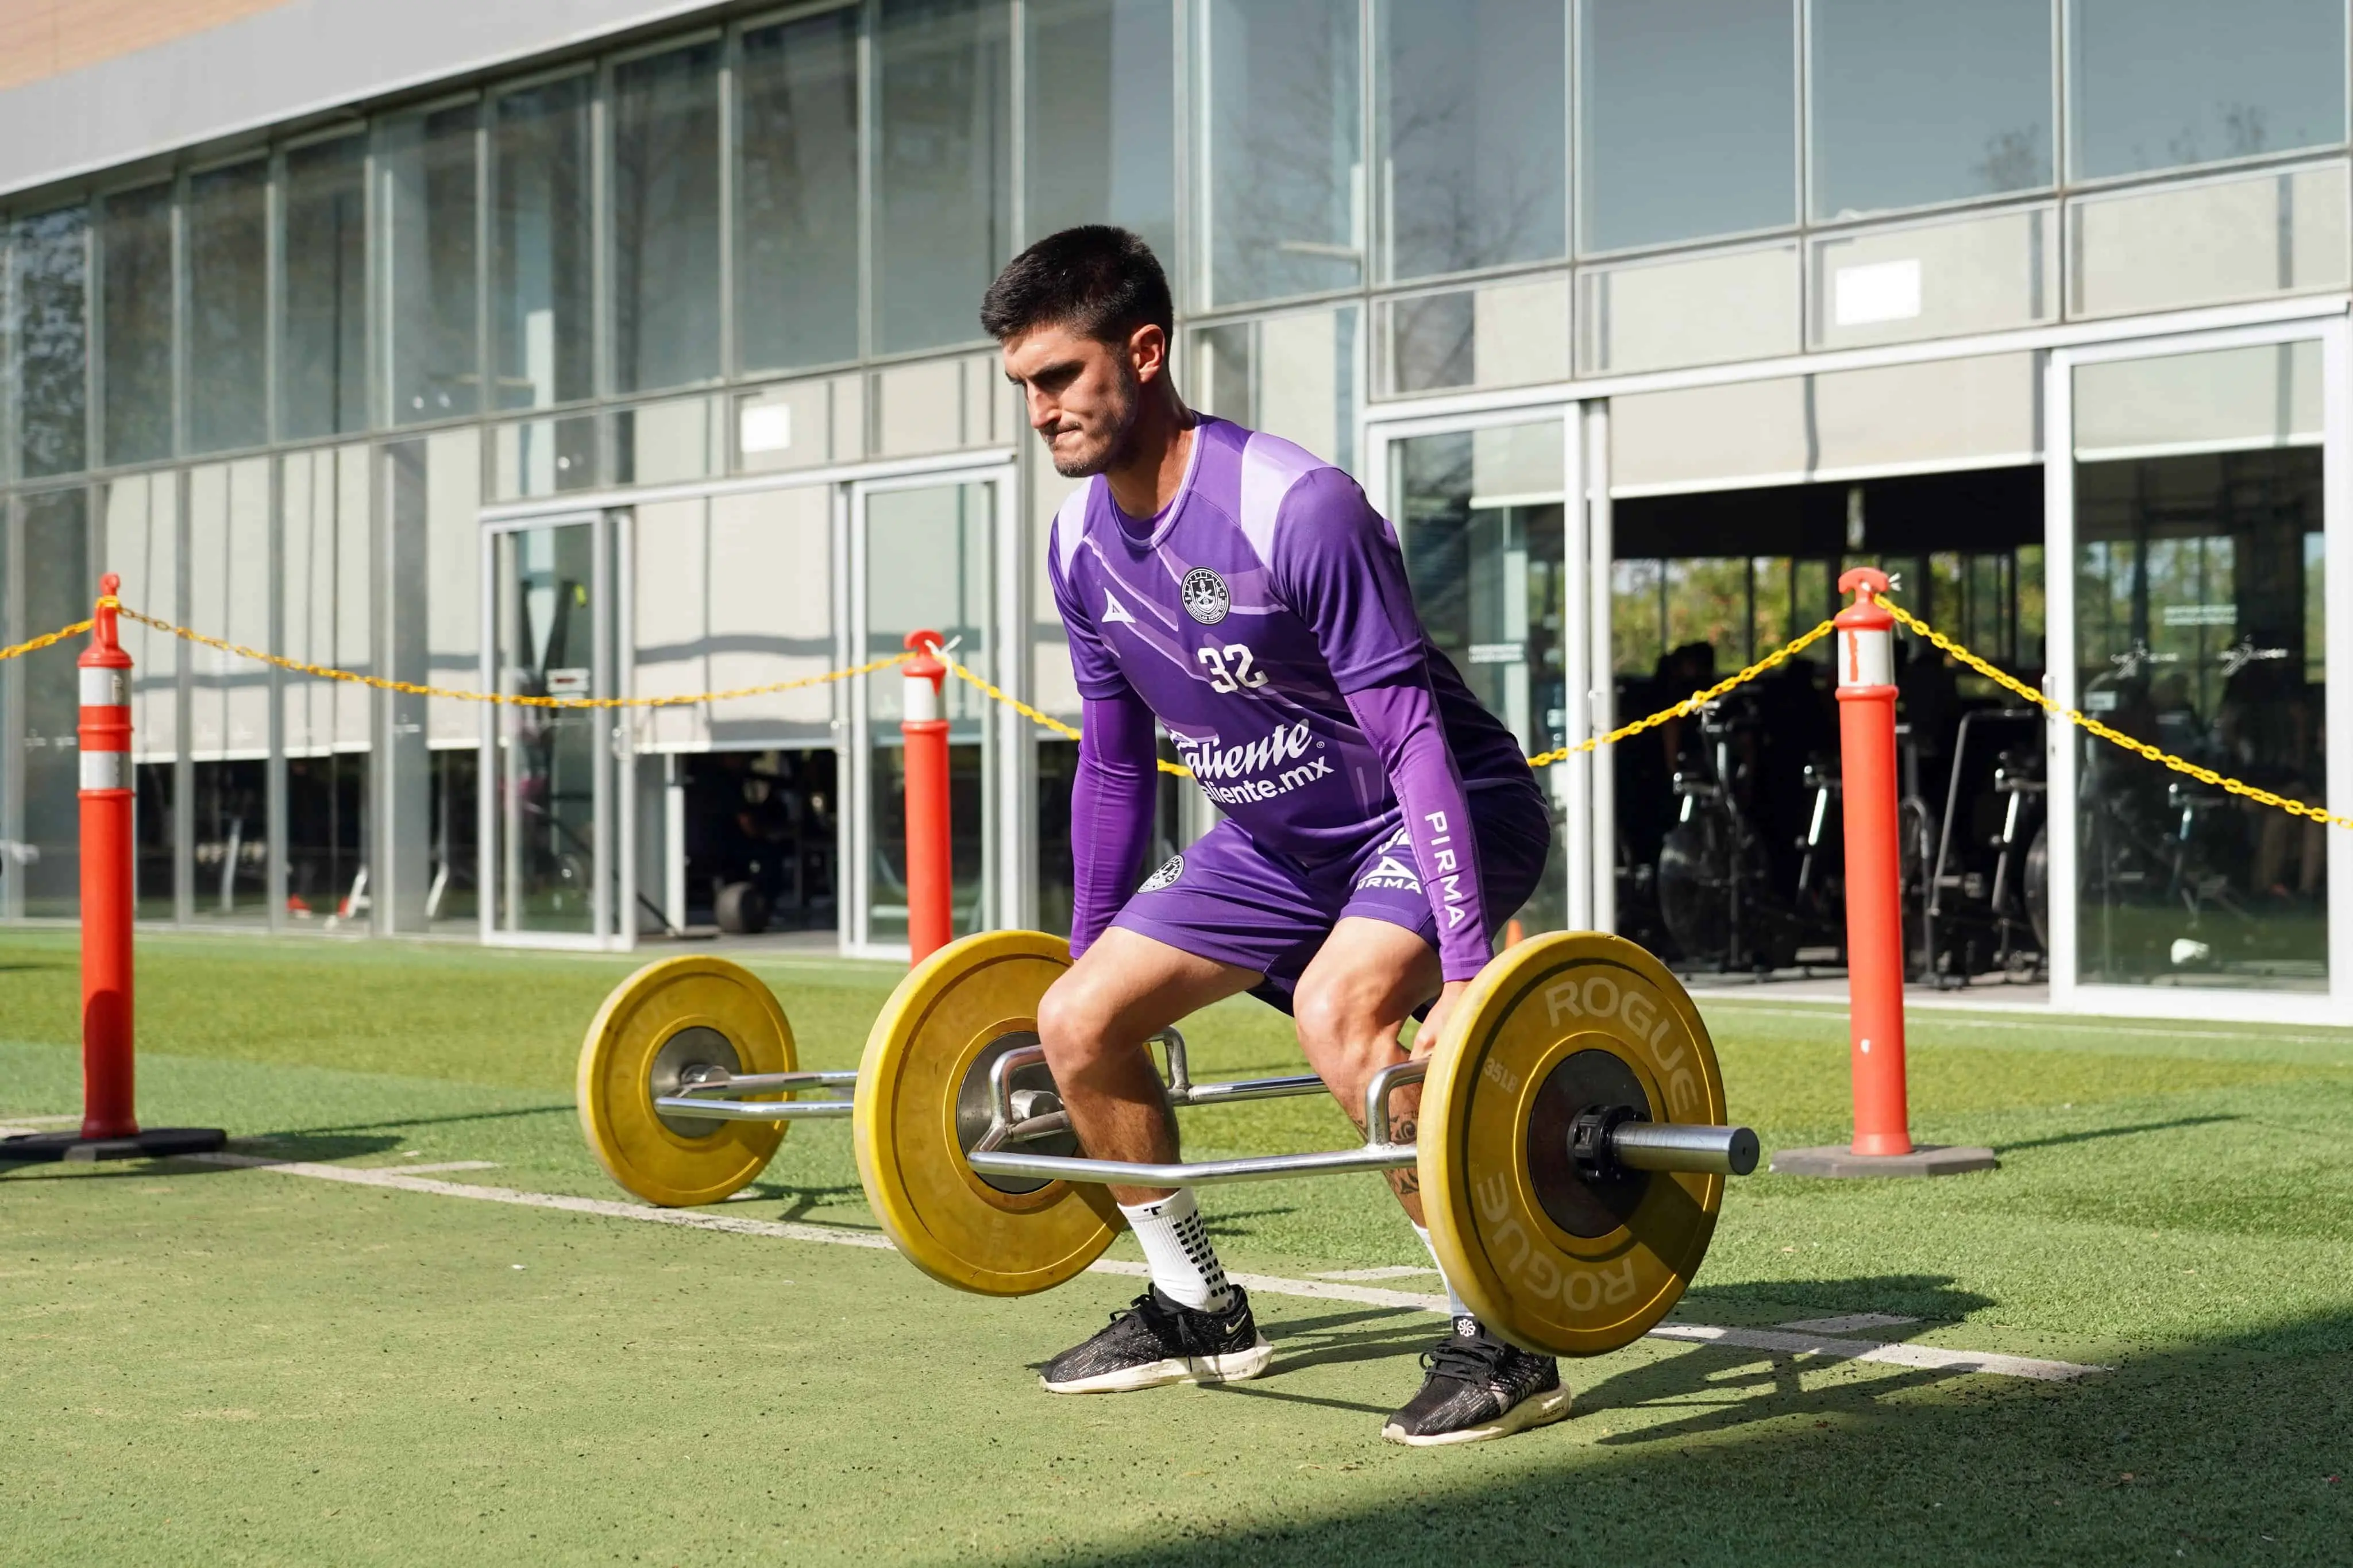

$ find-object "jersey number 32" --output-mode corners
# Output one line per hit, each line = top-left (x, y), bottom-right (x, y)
(1196, 643), (1268, 693)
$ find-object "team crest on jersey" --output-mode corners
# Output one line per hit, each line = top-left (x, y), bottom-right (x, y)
(1138, 853), (1185, 893)
(1180, 567), (1230, 625)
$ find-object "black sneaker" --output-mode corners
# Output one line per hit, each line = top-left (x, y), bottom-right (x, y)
(1380, 1316), (1572, 1446)
(1039, 1285), (1274, 1394)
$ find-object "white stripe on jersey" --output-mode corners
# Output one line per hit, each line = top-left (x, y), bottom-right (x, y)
(1052, 483), (1093, 575)
(1235, 431), (1324, 566)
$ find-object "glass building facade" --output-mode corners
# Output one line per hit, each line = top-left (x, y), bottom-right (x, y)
(0, 1), (2346, 1020)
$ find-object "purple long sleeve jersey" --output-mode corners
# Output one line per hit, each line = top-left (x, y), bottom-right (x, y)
(1052, 416), (1531, 982)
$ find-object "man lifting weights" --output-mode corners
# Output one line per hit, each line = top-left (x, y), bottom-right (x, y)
(986, 226), (1565, 1446)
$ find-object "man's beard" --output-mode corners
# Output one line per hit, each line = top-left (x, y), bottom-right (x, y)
(1047, 370), (1141, 478)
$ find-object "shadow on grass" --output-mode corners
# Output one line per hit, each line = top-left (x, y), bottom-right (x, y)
(267, 1103), (574, 1137)
(1994, 1114), (2240, 1154)
(736, 1181), (868, 1223)
(1682, 1273), (1996, 1330)
(0, 1130), (404, 1178)
(1203, 1205), (1301, 1241)
(1062, 1298), (2353, 1567)
(226, 1132), (409, 1161)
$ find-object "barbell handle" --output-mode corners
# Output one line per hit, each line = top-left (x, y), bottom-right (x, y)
(1609, 1122), (1760, 1176)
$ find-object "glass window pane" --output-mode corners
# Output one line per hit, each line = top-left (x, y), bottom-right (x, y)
(187, 160), (268, 454)
(282, 453), (373, 927)
(1379, 0), (1564, 280)
(1810, 0), (2051, 219)
(614, 40), (722, 392)
(1578, 0), (1794, 253)
(614, 395), (720, 486)
(13, 206), (88, 477)
(1191, 303), (1360, 470)
(1026, 0), (1176, 262)
(282, 137), (369, 439)
(492, 520), (601, 936)
(492, 412), (600, 498)
(1201, 0), (1361, 306)
(492, 75), (595, 410)
(865, 480), (993, 944)
(736, 374), (864, 473)
(2072, 348), (2329, 989)
(2070, 164), (2350, 320)
(19, 489), (90, 914)
(2070, 0), (2346, 181)
(1395, 423), (1568, 933)
(381, 102), (480, 425)
(1380, 275), (1570, 396)
(101, 182), (175, 465)
(877, 0), (1012, 354)
(739, 8), (862, 372)
(1810, 207), (2057, 351)
(1580, 244), (1799, 375)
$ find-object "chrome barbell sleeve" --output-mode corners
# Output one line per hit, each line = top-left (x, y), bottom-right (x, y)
(1608, 1121), (1761, 1176)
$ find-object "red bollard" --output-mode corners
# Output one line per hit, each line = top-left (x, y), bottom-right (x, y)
(1831, 567), (1911, 1158)
(1769, 569), (1995, 1178)
(0, 576), (223, 1164)
(78, 574), (138, 1141)
(901, 629), (954, 965)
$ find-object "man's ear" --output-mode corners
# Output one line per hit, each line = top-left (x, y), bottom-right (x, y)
(1128, 322), (1168, 385)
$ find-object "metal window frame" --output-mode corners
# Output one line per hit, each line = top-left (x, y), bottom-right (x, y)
(2059, 0), (2353, 190)
(2046, 312), (2352, 1025)
(1364, 292), (2353, 1024)
(730, 1), (869, 388)
(604, 28), (730, 403)
(843, 456), (1017, 959)
(476, 504), (628, 950)
(1363, 399), (1596, 928)
(483, 63), (600, 428)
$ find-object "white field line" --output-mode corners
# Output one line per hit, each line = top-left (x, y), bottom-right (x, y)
(181, 1152), (2105, 1382)
(185, 1153), (897, 1249)
(1780, 1312), (1919, 1335)
(1647, 1322), (2101, 1383)
(1310, 1265), (1439, 1281)
(381, 1160), (500, 1174)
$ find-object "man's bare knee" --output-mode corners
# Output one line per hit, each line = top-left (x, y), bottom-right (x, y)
(1297, 971), (1393, 1053)
(1037, 972), (1115, 1067)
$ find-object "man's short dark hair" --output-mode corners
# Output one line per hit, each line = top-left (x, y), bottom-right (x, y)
(979, 226), (1172, 344)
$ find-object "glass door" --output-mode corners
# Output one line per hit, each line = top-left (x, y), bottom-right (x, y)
(482, 511), (620, 947)
(2050, 320), (2350, 1015)
(1366, 406), (1592, 933)
(847, 471), (1006, 957)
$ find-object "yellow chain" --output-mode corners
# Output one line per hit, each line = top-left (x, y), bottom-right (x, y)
(104, 601), (909, 710)
(941, 655), (1195, 777)
(946, 619), (1839, 779)
(1884, 598), (2352, 833)
(26, 598), (2343, 833)
(1525, 619), (1838, 768)
(0, 618), (94, 662)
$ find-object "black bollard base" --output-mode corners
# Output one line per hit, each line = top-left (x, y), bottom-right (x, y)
(0, 1127), (229, 1163)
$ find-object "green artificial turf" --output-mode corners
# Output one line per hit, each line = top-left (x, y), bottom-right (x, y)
(3, 929), (2351, 1564)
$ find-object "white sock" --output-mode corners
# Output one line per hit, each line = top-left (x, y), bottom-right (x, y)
(1414, 1223), (1475, 1321)
(1119, 1188), (1235, 1313)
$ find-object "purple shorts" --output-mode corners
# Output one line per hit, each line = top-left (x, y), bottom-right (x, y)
(1110, 780), (1553, 1014)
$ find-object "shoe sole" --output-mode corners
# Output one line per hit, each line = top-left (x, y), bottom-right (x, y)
(1379, 1385), (1573, 1447)
(1040, 1338), (1275, 1395)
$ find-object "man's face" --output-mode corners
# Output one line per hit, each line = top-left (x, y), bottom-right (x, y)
(1000, 320), (1162, 478)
